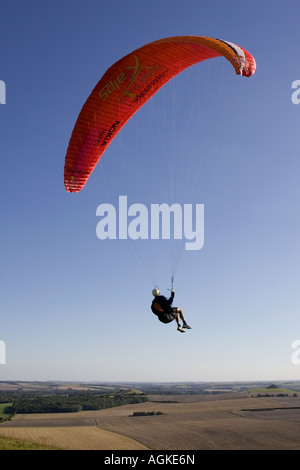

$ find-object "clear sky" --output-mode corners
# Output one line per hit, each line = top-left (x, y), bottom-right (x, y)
(0, 0), (299, 383)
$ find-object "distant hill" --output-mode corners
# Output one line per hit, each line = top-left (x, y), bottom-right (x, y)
(1, 380), (300, 394)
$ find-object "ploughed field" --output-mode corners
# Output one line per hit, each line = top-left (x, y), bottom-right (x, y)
(1, 393), (300, 450)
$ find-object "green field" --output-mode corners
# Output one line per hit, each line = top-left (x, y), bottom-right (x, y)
(0, 403), (13, 420)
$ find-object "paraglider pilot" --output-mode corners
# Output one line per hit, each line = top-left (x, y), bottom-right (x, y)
(151, 288), (192, 333)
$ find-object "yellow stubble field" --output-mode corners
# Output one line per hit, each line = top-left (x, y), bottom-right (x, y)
(0, 424), (149, 450)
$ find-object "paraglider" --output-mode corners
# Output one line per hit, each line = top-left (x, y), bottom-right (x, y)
(64, 36), (256, 193)
(64, 36), (256, 332)
(151, 286), (192, 333)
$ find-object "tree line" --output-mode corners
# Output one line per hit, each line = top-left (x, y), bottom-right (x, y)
(0, 390), (148, 414)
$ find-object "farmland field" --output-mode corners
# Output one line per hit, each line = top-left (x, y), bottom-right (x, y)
(1, 392), (300, 450)
(0, 425), (149, 450)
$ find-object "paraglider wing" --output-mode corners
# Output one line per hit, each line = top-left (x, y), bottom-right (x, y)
(64, 36), (256, 193)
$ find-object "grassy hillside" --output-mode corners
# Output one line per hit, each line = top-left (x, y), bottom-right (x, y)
(0, 435), (61, 450)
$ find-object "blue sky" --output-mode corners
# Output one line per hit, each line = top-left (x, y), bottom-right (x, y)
(0, 0), (299, 382)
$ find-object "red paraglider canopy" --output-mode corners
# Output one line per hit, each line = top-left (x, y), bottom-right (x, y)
(64, 36), (256, 193)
